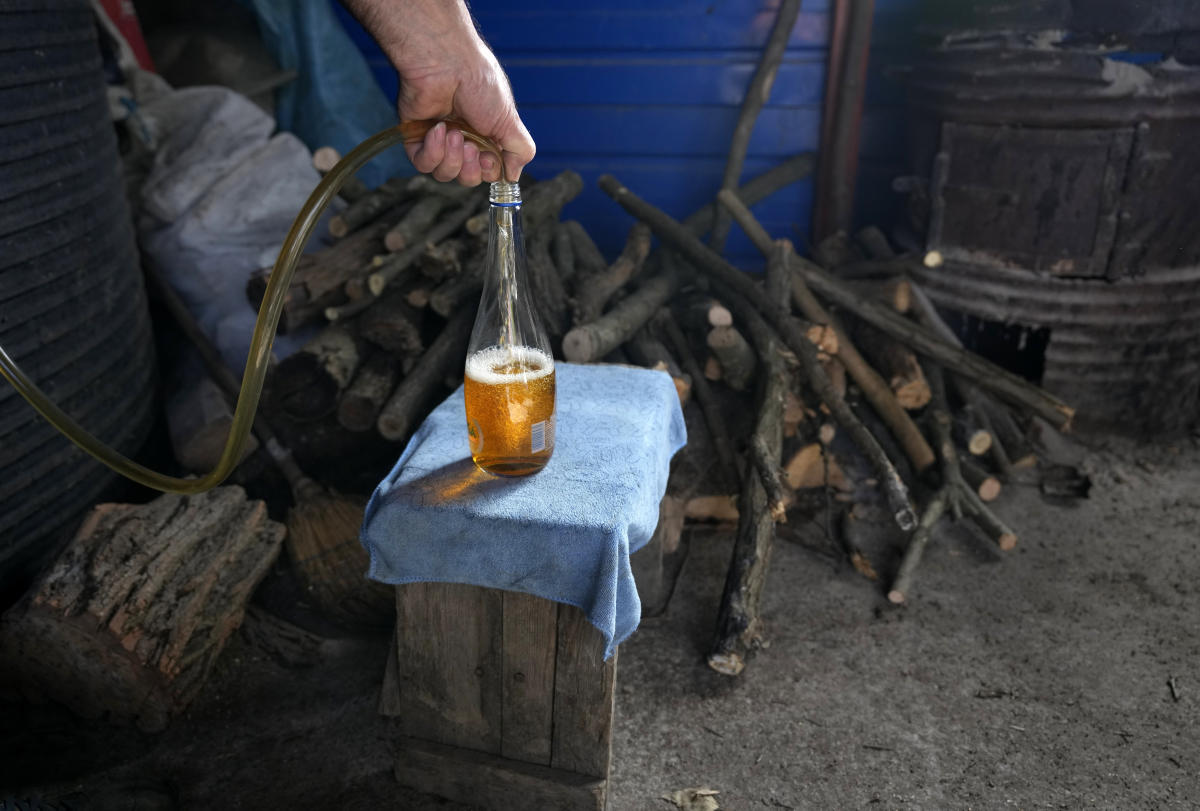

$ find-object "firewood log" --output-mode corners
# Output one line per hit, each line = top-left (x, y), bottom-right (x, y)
(368, 195), (484, 296)
(268, 324), (364, 421)
(625, 327), (692, 406)
(417, 238), (465, 282)
(383, 184), (472, 252)
(706, 325), (756, 391)
(377, 306), (475, 441)
(572, 223), (652, 325)
(357, 284), (425, 356)
(330, 176), (411, 238)
(338, 351), (401, 433)
(853, 323), (932, 410)
(707, 0), (804, 254)
(561, 219), (607, 279)
(246, 210), (402, 333)
(552, 221), (577, 285)
(429, 255), (484, 318)
(528, 230), (569, 336)
(561, 256), (683, 363)
(0, 488), (285, 731)
(708, 289), (790, 675)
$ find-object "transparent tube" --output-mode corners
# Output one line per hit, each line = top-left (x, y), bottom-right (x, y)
(0, 126), (411, 494)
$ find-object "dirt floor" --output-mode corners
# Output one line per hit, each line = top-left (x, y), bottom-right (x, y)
(2, 432), (1198, 810)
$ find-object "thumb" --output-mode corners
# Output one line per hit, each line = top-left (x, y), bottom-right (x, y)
(493, 111), (536, 183)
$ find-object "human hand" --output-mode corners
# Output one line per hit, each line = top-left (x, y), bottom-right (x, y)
(342, 0), (535, 185)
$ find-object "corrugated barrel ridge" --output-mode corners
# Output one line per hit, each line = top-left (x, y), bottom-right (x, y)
(0, 0), (156, 594)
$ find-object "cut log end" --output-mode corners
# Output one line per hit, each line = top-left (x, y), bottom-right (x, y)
(368, 274), (387, 297)
(977, 477), (1002, 502)
(886, 589), (907, 605)
(894, 378), (932, 410)
(328, 217), (349, 239)
(998, 533), (1018, 552)
(312, 146), (341, 173)
(966, 430), (993, 456)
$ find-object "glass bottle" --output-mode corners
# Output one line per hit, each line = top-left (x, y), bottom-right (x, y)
(463, 180), (556, 476)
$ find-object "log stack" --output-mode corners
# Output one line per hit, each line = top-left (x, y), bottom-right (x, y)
(237, 153), (1072, 680)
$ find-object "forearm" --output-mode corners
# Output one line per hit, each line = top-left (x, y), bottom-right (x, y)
(342, 0), (481, 72)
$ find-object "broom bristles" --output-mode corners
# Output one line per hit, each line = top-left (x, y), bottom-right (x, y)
(286, 490), (393, 628)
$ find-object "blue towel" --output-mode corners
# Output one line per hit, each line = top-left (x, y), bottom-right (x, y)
(361, 362), (687, 658)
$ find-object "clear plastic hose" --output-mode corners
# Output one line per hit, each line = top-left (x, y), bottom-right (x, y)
(0, 125), (412, 494)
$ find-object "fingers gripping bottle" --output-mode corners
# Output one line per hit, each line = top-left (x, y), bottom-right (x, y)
(464, 180), (556, 476)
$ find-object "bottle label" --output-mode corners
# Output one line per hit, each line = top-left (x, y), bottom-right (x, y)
(531, 420), (547, 454)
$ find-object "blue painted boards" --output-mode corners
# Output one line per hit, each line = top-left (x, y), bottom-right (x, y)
(333, 0), (915, 266)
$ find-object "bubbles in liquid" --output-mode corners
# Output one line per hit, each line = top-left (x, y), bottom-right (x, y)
(464, 346), (556, 477)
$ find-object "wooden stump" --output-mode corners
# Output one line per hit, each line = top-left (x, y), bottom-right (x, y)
(383, 582), (616, 810)
(0, 487), (285, 731)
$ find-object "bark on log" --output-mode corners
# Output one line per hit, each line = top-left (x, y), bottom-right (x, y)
(369, 196), (484, 296)
(706, 325), (756, 391)
(887, 488), (949, 605)
(854, 323), (932, 410)
(813, 231), (863, 269)
(377, 306), (475, 441)
(854, 225), (895, 260)
(528, 230), (570, 337)
(765, 239), (793, 323)
(819, 0), (874, 237)
(683, 153), (815, 237)
(561, 219), (607, 278)
(561, 260), (682, 363)
(552, 221), (578, 285)
(268, 324), (364, 421)
(384, 193), (458, 252)
(714, 198), (936, 476)
(0, 488), (285, 731)
(598, 176), (916, 531)
(357, 284), (425, 355)
(330, 176), (411, 238)
(418, 238), (466, 282)
(429, 255), (485, 319)
(708, 300), (789, 675)
(247, 212), (401, 333)
(659, 309), (740, 490)
(750, 434), (788, 523)
(625, 328), (692, 406)
(708, 0), (803, 254)
(572, 223), (652, 325)
(337, 350), (400, 432)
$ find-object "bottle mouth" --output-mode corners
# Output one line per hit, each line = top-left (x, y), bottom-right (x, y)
(489, 180), (521, 206)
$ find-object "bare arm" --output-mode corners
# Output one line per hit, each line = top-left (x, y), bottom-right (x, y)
(342, 0), (536, 185)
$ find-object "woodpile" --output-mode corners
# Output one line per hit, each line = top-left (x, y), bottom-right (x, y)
(596, 175), (1075, 677)
(241, 143), (1075, 681)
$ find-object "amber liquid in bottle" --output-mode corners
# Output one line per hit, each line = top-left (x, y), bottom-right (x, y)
(464, 181), (556, 476)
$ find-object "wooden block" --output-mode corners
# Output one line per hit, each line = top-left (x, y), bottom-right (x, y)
(552, 604), (617, 779)
(394, 582), (502, 753)
(501, 591), (558, 765)
(395, 736), (606, 811)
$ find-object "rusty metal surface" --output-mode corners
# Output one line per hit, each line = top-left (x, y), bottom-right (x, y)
(914, 261), (1200, 433)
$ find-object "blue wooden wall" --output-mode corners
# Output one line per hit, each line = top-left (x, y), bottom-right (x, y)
(333, 0), (920, 266)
